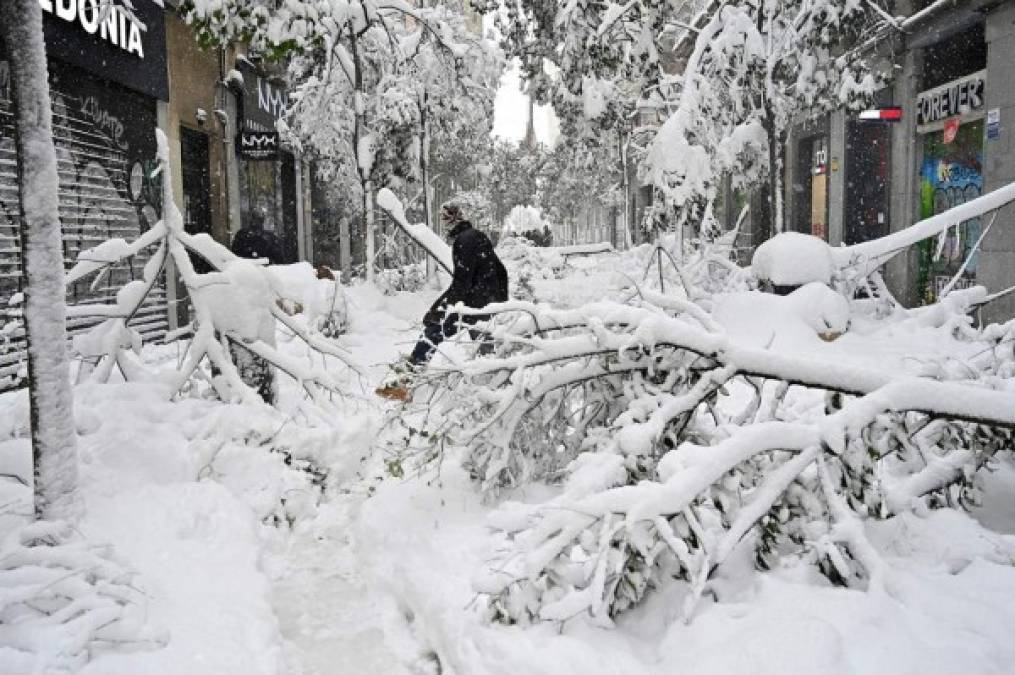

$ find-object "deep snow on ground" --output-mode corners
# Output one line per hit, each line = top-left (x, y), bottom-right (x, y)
(2, 256), (1015, 674)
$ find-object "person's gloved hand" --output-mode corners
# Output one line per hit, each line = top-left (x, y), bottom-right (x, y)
(423, 304), (444, 326)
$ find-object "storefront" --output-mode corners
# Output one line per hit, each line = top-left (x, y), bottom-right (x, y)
(788, 116), (832, 241)
(236, 61), (303, 264)
(843, 90), (893, 246)
(778, 12), (998, 310)
(0, 0), (168, 387)
(914, 47), (988, 302)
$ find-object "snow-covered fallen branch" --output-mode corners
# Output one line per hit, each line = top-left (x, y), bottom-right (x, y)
(827, 181), (1015, 282)
(62, 130), (357, 405)
(376, 188), (453, 274)
(388, 291), (1014, 626)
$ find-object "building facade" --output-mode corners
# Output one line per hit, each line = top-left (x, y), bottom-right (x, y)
(0, 1), (320, 387)
(783, 0), (1015, 321)
(0, 0), (170, 386)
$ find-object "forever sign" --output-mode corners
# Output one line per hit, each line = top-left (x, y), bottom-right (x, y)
(916, 71), (986, 127)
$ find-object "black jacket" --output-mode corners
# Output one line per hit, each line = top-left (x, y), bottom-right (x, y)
(428, 221), (508, 321)
(231, 227), (284, 265)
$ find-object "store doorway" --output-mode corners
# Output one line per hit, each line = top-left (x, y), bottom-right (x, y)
(181, 128), (212, 239)
(179, 127), (212, 325)
(280, 151), (299, 264)
(844, 121), (891, 244)
(793, 135), (829, 239)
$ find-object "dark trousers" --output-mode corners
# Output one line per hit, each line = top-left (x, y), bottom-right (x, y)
(410, 313), (492, 365)
(210, 334), (276, 405)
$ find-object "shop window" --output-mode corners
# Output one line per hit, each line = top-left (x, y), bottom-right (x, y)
(242, 160), (280, 232)
(917, 119), (984, 302)
(239, 152), (299, 265)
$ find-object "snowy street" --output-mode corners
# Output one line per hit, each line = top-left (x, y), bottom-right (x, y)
(4, 0), (1015, 672)
(5, 263), (1014, 674)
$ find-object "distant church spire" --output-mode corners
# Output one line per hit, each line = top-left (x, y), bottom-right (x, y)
(524, 95), (537, 150)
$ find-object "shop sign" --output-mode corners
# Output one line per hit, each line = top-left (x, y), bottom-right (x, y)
(40, 0), (145, 57)
(812, 137), (828, 175)
(916, 70), (986, 127)
(29, 0), (168, 100)
(239, 61), (287, 131)
(858, 106), (903, 122)
(987, 108), (1001, 141)
(238, 130), (280, 160)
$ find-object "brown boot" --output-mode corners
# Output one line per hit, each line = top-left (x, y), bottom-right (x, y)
(375, 384), (411, 402)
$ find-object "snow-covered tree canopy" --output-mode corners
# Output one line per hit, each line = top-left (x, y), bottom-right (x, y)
(483, 0), (894, 232)
(645, 0), (887, 227)
(284, 3), (500, 191)
(538, 139), (622, 231)
(481, 141), (544, 229)
(185, 0), (502, 280)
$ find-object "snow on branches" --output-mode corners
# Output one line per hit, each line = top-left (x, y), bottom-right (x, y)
(485, 0), (894, 234)
(187, 0), (501, 282)
(0, 520), (166, 671)
(64, 131), (354, 407)
(387, 290), (1015, 626)
(644, 1), (887, 230)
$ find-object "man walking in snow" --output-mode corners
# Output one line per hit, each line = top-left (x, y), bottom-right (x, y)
(377, 203), (508, 400)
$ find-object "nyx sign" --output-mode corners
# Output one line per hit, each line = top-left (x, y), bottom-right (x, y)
(917, 71), (986, 127)
(238, 130), (279, 160)
(239, 61), (288, 132)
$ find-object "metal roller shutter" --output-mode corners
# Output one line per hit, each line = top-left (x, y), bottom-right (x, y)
(0, 64), (168, 390)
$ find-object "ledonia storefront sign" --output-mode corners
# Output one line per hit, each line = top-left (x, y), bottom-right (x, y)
(916, 70), (986, 128)
(39, 0), (146, 57)
(35, 0), (168, 100)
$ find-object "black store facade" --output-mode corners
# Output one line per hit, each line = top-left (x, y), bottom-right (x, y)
(0, 1), (168, 387)
(236, 61), (301, 264)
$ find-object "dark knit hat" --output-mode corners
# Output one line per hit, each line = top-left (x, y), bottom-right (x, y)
(440, 203), (463, 222)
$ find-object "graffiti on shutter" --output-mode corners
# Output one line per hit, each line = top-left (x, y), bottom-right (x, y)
(0, 62), (167, 390)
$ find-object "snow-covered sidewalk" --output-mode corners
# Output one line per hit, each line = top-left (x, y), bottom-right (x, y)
(4, 279), (1015, 674)
(267, 284), (445, 675)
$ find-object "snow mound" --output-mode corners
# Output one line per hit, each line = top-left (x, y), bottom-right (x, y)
(783, 282), (851, 334)
(752, 232), (834, 286)
(712, 283), (850, 349)
(497, 237), (564, 277)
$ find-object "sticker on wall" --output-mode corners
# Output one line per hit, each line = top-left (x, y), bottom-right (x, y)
(130, 162), (144, 202)
(987, 108), (1001, 141)
(943, 117), (961, 144)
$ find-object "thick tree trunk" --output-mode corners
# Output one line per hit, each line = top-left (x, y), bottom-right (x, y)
(2, 0), (80, 520)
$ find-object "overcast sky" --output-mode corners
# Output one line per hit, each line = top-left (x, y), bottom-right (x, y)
(486, 11), (559, 148)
